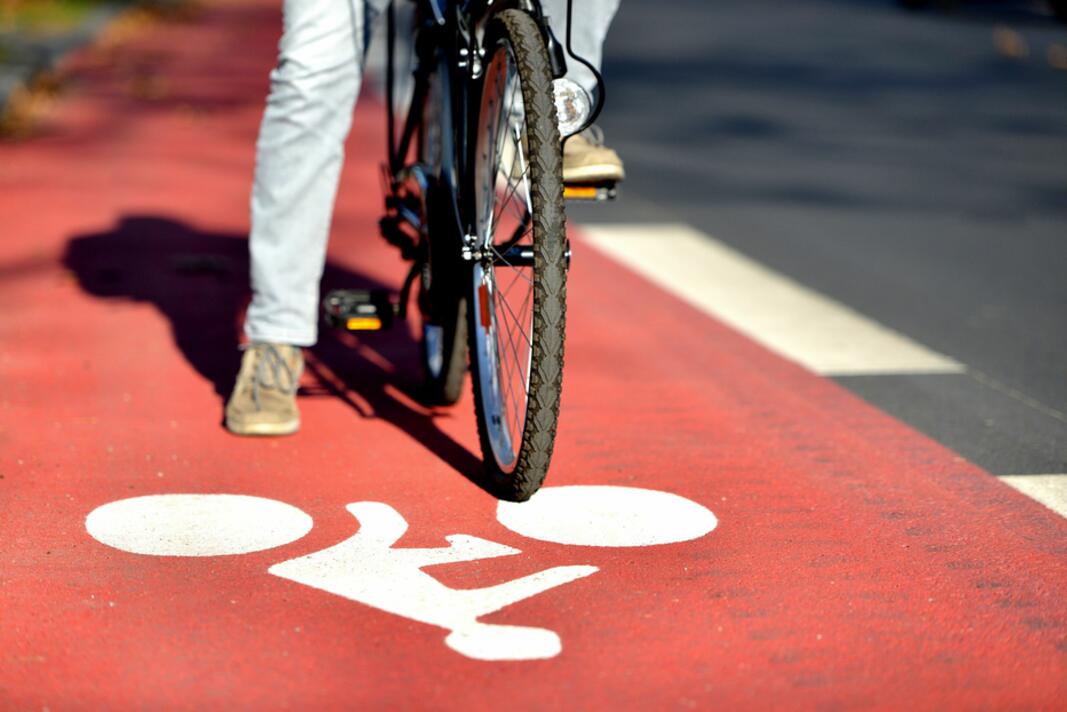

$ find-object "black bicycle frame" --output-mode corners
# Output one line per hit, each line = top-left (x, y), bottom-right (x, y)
(384, 0), (604, 191)
(380, 0), (605, 316)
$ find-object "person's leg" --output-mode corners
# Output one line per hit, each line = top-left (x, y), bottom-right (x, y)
(541, 0), (620, 99)
(542, 0), (625, 183)
(244, 0), (372, 347)
(229, 0), (383, 436)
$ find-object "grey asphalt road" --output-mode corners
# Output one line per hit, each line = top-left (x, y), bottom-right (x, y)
(570, 0), (1067, 476)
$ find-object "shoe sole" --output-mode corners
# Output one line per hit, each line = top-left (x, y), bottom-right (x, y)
(563, 164), (625, 183)
(226, 419), (300, 436)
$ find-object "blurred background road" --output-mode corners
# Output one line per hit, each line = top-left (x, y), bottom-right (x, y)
(574, 0), (1067, 478)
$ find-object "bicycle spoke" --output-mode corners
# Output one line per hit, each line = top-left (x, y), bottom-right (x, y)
(485, 288), (515, 435)
(499, 287), (532, 388)
(499, 304), (528, 394)
(492, 121), (530, 238)
(488, 263), (532, 428)
(495, 295), (529, 437)
(495, 278), (533, 349)
(511, 124), (534, 218)
(493, 168), (528, 238)
(501, 264), (528, 301)
(493, 307), (524, 440)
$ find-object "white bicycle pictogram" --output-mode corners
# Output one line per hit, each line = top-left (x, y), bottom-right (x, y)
(86, 485), (717, 661)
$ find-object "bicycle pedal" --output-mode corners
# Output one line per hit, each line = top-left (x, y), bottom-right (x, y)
(564, 181), (617, 202)
(323, 289), (395, 331)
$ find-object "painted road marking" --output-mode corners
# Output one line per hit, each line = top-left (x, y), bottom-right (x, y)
(998, 475), (1067, 519)
(578, 223), (964, 376)
(497, 485), (717, 546)
(85, 494), (313, 556)
(86, 487), (718, 662)
(271, 502), (598, 661)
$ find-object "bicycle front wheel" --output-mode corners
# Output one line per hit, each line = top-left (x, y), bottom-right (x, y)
(469, 9), (567, 501)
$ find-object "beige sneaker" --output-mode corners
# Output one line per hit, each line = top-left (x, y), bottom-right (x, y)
(563, 127), (625, 183)
(224, 343), (303, 436)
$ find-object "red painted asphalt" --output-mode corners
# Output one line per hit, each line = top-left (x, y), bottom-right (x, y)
(1, 2), (1065, 708)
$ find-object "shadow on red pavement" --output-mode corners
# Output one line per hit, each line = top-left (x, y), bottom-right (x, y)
(61, 214), (487, 489)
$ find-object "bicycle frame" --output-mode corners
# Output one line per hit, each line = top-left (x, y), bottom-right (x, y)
(384, 0), (604, 234)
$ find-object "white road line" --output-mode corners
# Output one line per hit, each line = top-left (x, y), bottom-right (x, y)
(578, 223), (964, 376)
(998, 475), (1067, 519)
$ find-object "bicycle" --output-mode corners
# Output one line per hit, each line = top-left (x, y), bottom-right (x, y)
(323, 0), (615, 501)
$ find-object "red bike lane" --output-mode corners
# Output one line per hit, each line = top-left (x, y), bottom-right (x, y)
(1, 2), (1064, 709)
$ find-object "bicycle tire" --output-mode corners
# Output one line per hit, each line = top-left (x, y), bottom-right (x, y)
(420, 188), (468, 405)
(418, 54), (468, 405)
(468, 9), (567, 501)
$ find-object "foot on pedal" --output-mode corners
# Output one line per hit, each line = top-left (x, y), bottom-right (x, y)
(323, 289), (394, 331)
(562, 127), (623, 201)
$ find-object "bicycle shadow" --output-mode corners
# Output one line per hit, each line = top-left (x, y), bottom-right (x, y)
(62, 214), (488, 493)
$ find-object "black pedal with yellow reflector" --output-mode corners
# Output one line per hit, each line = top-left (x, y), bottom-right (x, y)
(323, 289), (395, 331)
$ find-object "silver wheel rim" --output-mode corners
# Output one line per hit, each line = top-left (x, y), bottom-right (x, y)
(424, 324), (445, 378)
(472, 42), (536, 474)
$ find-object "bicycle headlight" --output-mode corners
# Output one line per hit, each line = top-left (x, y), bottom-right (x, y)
(552, 78), (592, 138)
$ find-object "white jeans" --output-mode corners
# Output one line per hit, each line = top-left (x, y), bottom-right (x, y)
(244, 0), (620, 346)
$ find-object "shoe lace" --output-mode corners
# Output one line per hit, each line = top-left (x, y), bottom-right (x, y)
(244, 343), (301, 410)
